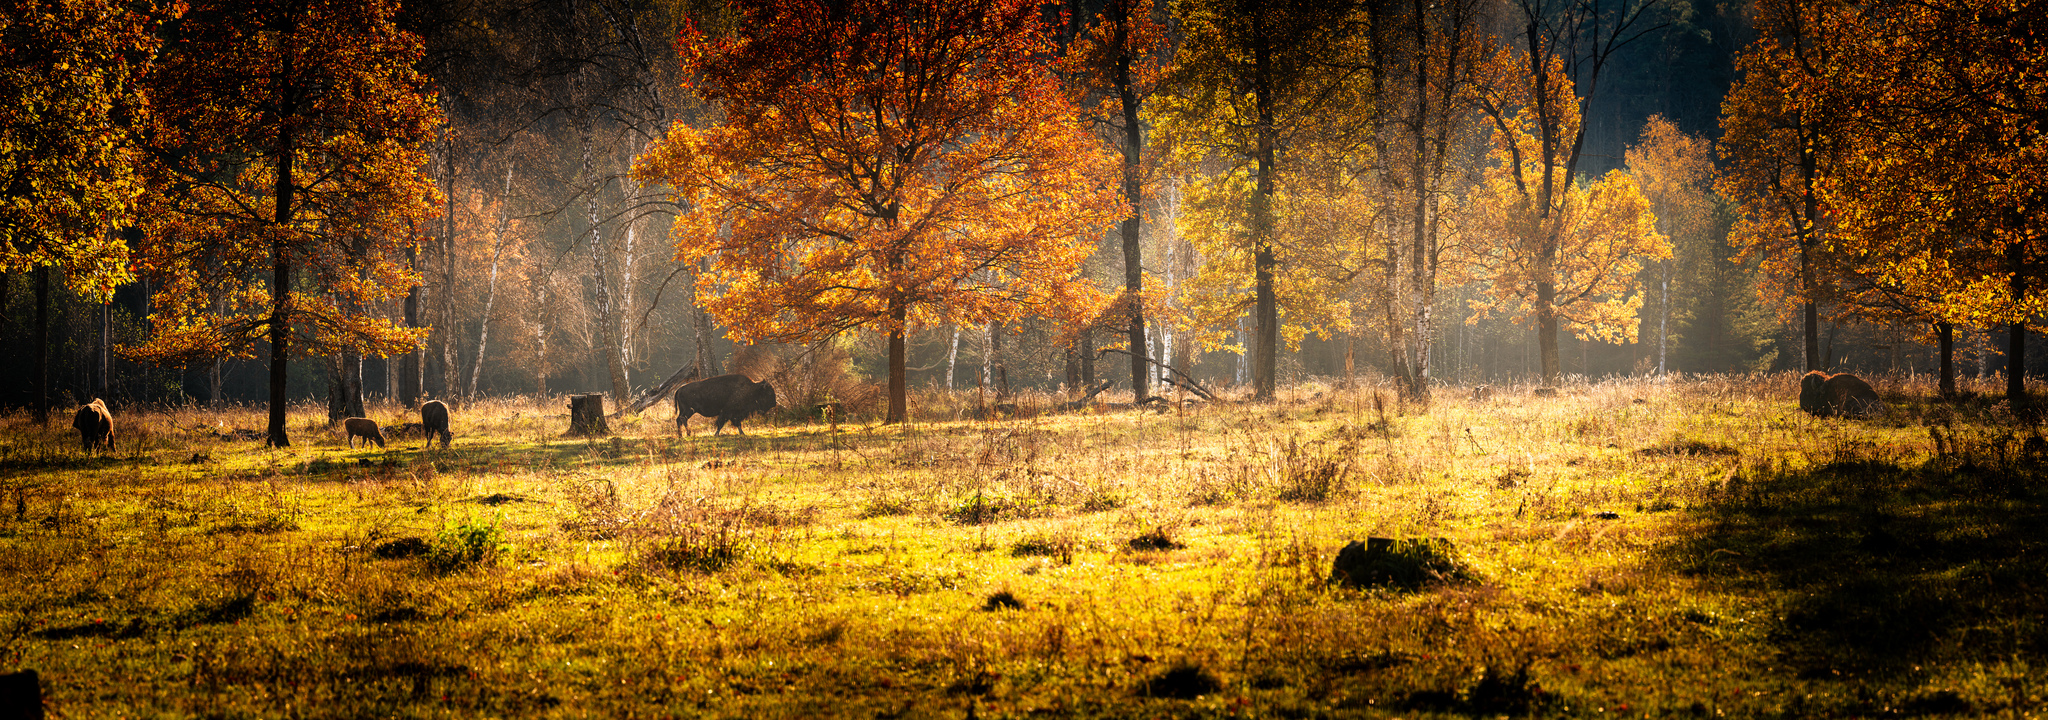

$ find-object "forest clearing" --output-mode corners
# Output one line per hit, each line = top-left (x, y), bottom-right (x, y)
(5, 374), (2046, 717)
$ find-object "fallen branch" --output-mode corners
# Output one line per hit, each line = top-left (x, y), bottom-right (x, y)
(612, 362), (702, 418)
(1094, 348), (1218, 402)
(1058, 378), (1116, 411)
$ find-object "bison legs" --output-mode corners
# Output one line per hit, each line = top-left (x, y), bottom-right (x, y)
(711, 416), (746, 436)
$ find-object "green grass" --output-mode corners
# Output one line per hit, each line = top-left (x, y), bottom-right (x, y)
(3, 375), (2046, 717)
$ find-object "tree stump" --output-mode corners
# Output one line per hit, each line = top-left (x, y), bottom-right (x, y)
(568, 394), (610, 437)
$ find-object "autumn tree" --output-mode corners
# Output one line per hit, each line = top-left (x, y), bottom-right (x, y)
(635, 0), (1121, 424)
(1366, 0), (1495, 400)
(1151, 0), (1376, 400)
(1805, 0), (2048, 404)
(0, 0), (158, 423)
(1478, 0), (1671, 384)
(1469, 87), (1669, 356)
(1064, 0), (1170, 400)
(1717, 0), (1851, 374)
(132, 0), (440, 446)
(1625, 115), (1718, 374)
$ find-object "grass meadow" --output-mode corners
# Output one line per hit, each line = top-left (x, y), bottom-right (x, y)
(4, 373), (2047, 718)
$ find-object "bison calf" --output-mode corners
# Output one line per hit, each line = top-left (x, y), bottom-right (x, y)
(674, 374), (777, 436)
(72, 398), (114, 451)
(420, 400), (452, 448)
(342, 419), (385, 447)
(343, 417), (387, 449)
(1799, 371), (1886, 418)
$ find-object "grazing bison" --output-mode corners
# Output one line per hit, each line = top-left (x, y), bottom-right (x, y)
(1799, 371), (1886, 418)
(72, 398), (114, 451)
(343, 417), (386, 449)
(420, 400), (452, 448)
(674, 374), (777, 436)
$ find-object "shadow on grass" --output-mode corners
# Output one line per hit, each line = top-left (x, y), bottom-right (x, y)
(286, 429), (827, 481)
(1670, 441), (2048, 680)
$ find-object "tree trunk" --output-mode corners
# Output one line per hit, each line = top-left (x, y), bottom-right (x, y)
(467, 166), (513, 400)
(402, 246), (421, 408)
(1080, 328), (1094, 386)
(1657, 267), (1670, 374)
(1063, 341), (1078, 396)
(691, 260), (720, 378)
(97, 301), (110, 401)
(325, 351), (363, 424)
(440, 139), (459, 404)
(1112, 0), (1147, 402)
(950, 327), (964, 392)
(1799, 128), (1823, 373)
(2011, 322), (2027, 406)
(1536, 251), (1560, 384)
(33, 266), (48, 425)
(1250, 6), (1278, 400)
(1406, 0), (1433, 403)
(990, 322), (1009, 396)
(582, 116), (631, 405)
(885, 301), (908, 424)
(1937, 321), (1956, 398)
(2010, 242), (2028, 407)
(981, 321), (994, 393)
(266, 44), (296, 449)
(210, 358), (223, 407)
(533, 275), (550, 398)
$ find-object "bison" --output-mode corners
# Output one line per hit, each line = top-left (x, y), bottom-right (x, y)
(1799, 371), (1886, 418)
(674, 374), (777, 436)
(343, 417), (387, 449)
(72, 398), (113, 451)
(420, 400), (452, 448)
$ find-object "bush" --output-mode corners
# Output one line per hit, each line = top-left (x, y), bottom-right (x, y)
(1277, 438), (1355, 502)
(426, 515), (506, 572)
(942, 490), (1043, 525)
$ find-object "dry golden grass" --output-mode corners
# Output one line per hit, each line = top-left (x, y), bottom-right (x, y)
(2, 372), (2045, 717)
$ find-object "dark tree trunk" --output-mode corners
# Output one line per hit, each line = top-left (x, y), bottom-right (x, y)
(33, 266), (49, 425)
(1080, 329), (1094, 386)
(886, 301), (907, 424)
(1251, 5), (1278, 400)
(266, 41), (296, 448)
(2011, 243), (2028, 407)
(1111, 0), (1147, 402)
(1937, 321), (1956, 398)
(1073, 339), (1089, 396)
(96, 301), (110, 402)
(402, 246), (421, 408)
(441, 140), (459, 405)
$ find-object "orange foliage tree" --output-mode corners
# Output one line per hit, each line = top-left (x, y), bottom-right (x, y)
(1063, 0), (1171, 400)
(1473, 51), (1668, 382)
(1809, 0), (2048, 403)
(131, 0), (440, 446)
(1717, 0), (1854, 373)
(635, 0), (1121, 424)
(0, 0), (160, 422)
(1625, 115), (1719, 374)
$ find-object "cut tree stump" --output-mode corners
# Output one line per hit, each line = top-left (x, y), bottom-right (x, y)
(568, 394), (610, 437)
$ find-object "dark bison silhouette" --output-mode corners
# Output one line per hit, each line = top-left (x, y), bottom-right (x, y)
(420, 400), (452, 448)
(1799, 371), (1886, 418)
(343, 418), (386, 449)
(674, 374), (777, 436)
(72, 398), (114, 451)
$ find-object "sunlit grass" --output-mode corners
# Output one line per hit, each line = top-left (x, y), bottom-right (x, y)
(2, 372), (2044, 716)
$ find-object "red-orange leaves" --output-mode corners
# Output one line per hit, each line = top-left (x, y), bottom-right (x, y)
(636, 0), (1121, 422)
